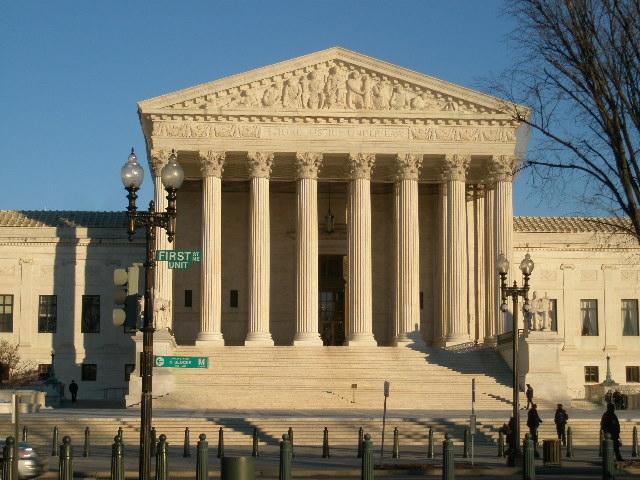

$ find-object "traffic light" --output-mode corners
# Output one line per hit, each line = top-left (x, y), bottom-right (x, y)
(113, 263), (144, 332)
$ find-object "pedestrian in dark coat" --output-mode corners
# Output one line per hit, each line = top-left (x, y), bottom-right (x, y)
(601, 402), (623, 461)
(527, 403), (543, 457)
(554, 403), (569, 446)
(69, 380), (79, 403)
(525, 384), (534, 410)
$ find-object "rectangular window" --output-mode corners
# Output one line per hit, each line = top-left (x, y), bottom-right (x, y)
(184, 289), (193, 308)
(549, 299), (558, 331)
(0, 294), (14, 332)
(81, 295), (100, 333)
(230, 290), (238, 308)
(585, 366), (599, 383)
(81, 363), (97, 381)
(580, 299), (598, 336)
(37, 364), (52, 380)
(626, 366), (640, 383)
(124, 364), (136, 382)
(622, 299), (640, 336)
(38, 295), (57, 333)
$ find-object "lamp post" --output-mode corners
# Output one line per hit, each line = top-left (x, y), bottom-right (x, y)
(497, 252), (534, 466)
(120, 147), (184, 480)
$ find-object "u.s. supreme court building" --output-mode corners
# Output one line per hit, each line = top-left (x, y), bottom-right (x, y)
(1, 48), (639, 410)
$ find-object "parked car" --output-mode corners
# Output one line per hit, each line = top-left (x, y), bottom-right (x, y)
(0, 441), (45, 479)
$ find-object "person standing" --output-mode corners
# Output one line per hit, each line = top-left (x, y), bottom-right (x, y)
(525, 384), (534, 410)
(554, 403), (569, 446)
(69, 380), (79, 403)
(601, 402), (623, 461)
(527, 403), (543, 458)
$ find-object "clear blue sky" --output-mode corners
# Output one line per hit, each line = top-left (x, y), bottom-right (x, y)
(2, 0), (550, 215)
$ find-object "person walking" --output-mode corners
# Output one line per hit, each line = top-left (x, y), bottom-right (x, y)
(525, 384), (534, 410)
(601, 402), (623, 461)
(554, 403), (569, 446)
(69, 380), (79, 403)
(527, 403), (543, 458)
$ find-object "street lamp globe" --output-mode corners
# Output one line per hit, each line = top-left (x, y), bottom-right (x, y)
(161, 150), (184, 190)
(520, 253), (535, 275)
(121, 148), (145, 189)
(497, 253), (510, 274)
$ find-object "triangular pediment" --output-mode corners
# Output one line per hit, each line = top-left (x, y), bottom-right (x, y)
(139, 47), (514, 117)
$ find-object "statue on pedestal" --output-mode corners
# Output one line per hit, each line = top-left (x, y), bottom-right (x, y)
(528, 291), (552, 331)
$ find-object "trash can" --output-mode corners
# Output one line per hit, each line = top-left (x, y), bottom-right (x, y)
(542, 439), (561, 466)
(221, 456), (256, 480)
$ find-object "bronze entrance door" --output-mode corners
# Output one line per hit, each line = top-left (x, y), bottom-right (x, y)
(319, 255), (346, 346)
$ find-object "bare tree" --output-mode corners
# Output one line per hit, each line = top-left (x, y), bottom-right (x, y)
(0, 339), (38, 386)
(498, 0), (640, 240)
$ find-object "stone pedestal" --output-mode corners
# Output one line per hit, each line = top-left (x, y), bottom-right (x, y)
(520, 331), (569, 403)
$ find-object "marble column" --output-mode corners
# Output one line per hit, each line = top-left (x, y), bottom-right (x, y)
(471, 186), (485, 343)
(347, 153), (377, 346)
(443, 154), (470, 345)
(393, 154), (422, 346)
(434, 183), (448, 346)
(492, 155), (515, 334)
(150, 149), (174, 334)
(483, 182), (497, 344)
(197, 151), (225, 346)
(293, 152), (323, 346)
(245, 152), (274, 346)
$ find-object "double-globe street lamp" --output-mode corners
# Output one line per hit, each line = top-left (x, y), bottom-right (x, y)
(120, 148), (184, 480)
(497, 252), (534, 466)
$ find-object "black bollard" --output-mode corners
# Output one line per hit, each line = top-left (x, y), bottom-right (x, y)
(498, 430), (505, 457)
(442, 433), (455, 480)
(566, 426), (573, 458)
(598, 429), (604, 457)
(288, 427), (295, 458)
(602, 433), (615, 480)
(51, 426), (59, 457)
(357, 427), (364, 458)
(632, 426), (638, 458)
(58, 436), (73, 480)
(463, 427), (470, 459)
(155, 434), (168, 480)
(83, 426), (90, 458)
(111, 435), (125, 480)
(22, 426), (27, 443)
(252, 427), (259, 457)
(183, 427), (191, 458)
(361, 433), (374, 480)
(3, 436), (17, 480)
(217, 427), (224, 459)
(523, 433), (536, 480)
(279, 434), (292, 480)
(392, 427), (399, 459)
(196, 433), (209, 480)
(151, 427), (157, 457)
(427, 427), (434, 459)
(322, 427), (330, 458)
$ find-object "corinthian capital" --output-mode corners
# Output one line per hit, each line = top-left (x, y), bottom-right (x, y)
(149, 149), (172, 177)
(199, 151), (225, 177)
(295, 152), (323, 179)
(349, 153), (376, 180)
(489, 155), (518, 182)
(247, 151), (274, 178)
(395, 153), (423, 181)
(441, 154), (470, 182)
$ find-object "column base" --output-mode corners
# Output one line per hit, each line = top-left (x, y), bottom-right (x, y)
(445, 333), (471, 347)
(244, 332), (274, 346)
(393, 334), (426, 348)
(347, 333), (378, 346)
(293, 332), (323, 346)
(196, 331), (225, 347)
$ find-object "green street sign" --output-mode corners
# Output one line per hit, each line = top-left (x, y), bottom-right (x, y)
(156, 250), (201, 270)
(154, 355), (209, 369)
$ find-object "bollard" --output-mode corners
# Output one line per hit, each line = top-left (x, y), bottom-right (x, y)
(288, 427), (295, 458)
(566, 426), (573, 458)
(498, 430), (505, 457)
(279, 434), (292, 480)
(392, 427), (399, 459)
(427, 427), (434, 459)
(58, 436), (73, 480)
(151, 427), (157, 457)
(463, 426), (470, 459)
(3, 436), (17, 480)
(22, 426), (27, 443)
(155, 434), (168, 480)
(117, 426), (123, 442)
(51, 426), (59, 456)
(361, 433), (374, 480)
(83, 426), (90, 458)
(252, 427), (259, 457)
(322, 426), (330, 458)
(598, 429), (604, 457)
(442, 433), (455, 480)
(183, 427), (191, 458)
(196, 433), (209, 480)
(602, 433), (615, 480)
(523, 433), (536, 480)
(357, 427), (364, 458)
(632, 426), (638, 458)
(110, 435), (125, 480)
(217, 427), (225, 459)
